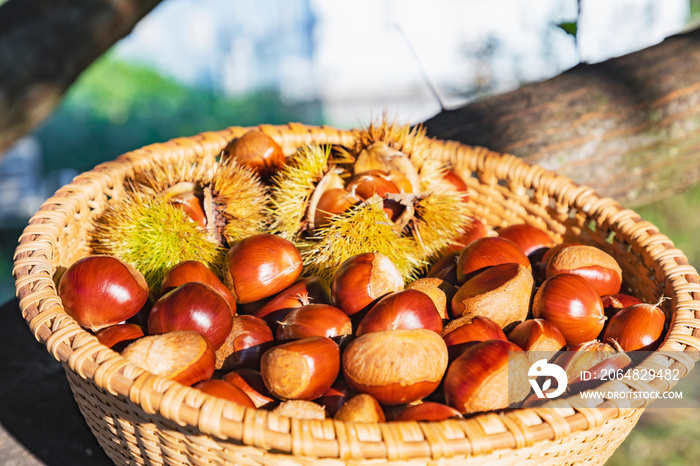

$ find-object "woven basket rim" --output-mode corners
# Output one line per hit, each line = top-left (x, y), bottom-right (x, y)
(13, 122), (700, 461)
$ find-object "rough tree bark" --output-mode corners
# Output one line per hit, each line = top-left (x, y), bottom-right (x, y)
(0, 0), (162, 155)
(425, 27), (700, 207)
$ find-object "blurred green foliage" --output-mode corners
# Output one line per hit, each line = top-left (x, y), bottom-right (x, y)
(34, 54), (322, 174)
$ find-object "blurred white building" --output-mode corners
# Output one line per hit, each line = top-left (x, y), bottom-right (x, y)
(115, 0), (689, 127)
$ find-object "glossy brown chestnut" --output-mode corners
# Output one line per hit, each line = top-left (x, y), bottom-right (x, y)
(602, 302), (666, 352)
(497, 223), (555, 257)
(342, 329), (448, 405)
(384, 169), (414, 193)
(314, 188), (362, 229)
(545, 245), (623, 296)
(393, 402), (463, 422)
(426, 251), (460, 286)
(532, 242), (581, 284)
(58, 255), (149, 331)
(602, 294), (644, 320)
(532, 273), (606, 346)
(346, 170), (401, 200)
(148, 282), (233, 350)
(331, 252), (404, 317)
(166, 185), (207, 228)
(215, 315), (274, 371)
(221, 129), (285, 180)
(315, 376), (354, 418)
(334, 393), (386, 422)
(441, 316), (507, 361)
(253, 276), (332, 332)
(221, 369), (276, 409)
(456, 237), (531, 283)
(440, 170), (469, 202)
(553, 340), (631, 388)
(406, 278), (456, 320)
(356, 289), (443, 336)
(95, 323), (145, 352)
(121, 331), (215, 386)
(507, 318), (566, 361)
(261, 336), (340, 401)
(444, 218), (489, 254)
(451, 263), (533, 328)
(161, 260), (237, 314)
(443, 339), (531, 414)
(225, 233), (303, 304)
(275, 303), (352, 344)
(193, 379), (256, 408)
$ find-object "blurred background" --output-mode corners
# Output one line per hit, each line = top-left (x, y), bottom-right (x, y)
(2, 1), (700, 463)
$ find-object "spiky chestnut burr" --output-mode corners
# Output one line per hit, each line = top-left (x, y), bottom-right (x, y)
(300, 197), (421, 282)
(268, 144), (339, 240)
(211, 158), (271, 244)
(91, 159), (269, 292)
(91, 193), (225, 293)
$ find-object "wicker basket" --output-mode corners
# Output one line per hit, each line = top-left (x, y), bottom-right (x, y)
(13, 123), (700, 465)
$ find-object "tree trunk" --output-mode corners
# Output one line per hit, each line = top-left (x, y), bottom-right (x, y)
(424, 26), (700, 207)
(0, 0), (162, 155)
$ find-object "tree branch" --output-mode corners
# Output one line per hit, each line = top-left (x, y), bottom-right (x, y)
(0, 0), (162, 155)
(424, 26), (700, 207)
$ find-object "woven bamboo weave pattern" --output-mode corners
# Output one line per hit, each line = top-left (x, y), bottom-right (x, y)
(13, 123), (700, 465)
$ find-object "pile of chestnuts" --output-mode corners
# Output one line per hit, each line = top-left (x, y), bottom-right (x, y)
(57, 218), (666, 421)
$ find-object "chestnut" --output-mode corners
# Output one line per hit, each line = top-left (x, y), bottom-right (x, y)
(497, 223), (554, 257)
(444, 218), (489, 253)
(393, 402), (463, 422)
(221, 129), (285, 181)
(148, 282), (234, 350)
(346, 170), (400, 200)
(456, 237), (531, 283)
(161, 260), (236, 314)
(221, 369), (276, 409)
(342, 329), (448, 405)
(602, 302), (666, 351)
(58, 255), (149, 331)
(331, 252), (404, 317)
(275, 303), (352, 345)
(315, 376), (354, 418)
(443, 339), (530, 414)
(553, 340), (631, 390)
(406, 278), (457, 320)
(261, 336), (340, 401)
(334, 394), (386, 423)
(426, 250), (460, 286)
(215, 315), (274, 371)
(384, 169), (414, 194)
(441, 315), (507, 361)
(122, 331), (215, 386)
(545, 245), (622, 296)
(253, 276), (332, 332)
(193, 379), (256, 408)
(450, 263), (533, 328)
(532, 273), (606, 346)
(602, 294), (644, 320)
(314, 188), (362, 229)
(356, 289), (443, 336)
(224, 234), (303, 304)
(272, 400), (326, 420)
(507, 318), (566, 362)
(95, 323), (145, 352)
(440, 170), (469, 202)
(164, 183), (207, 228)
